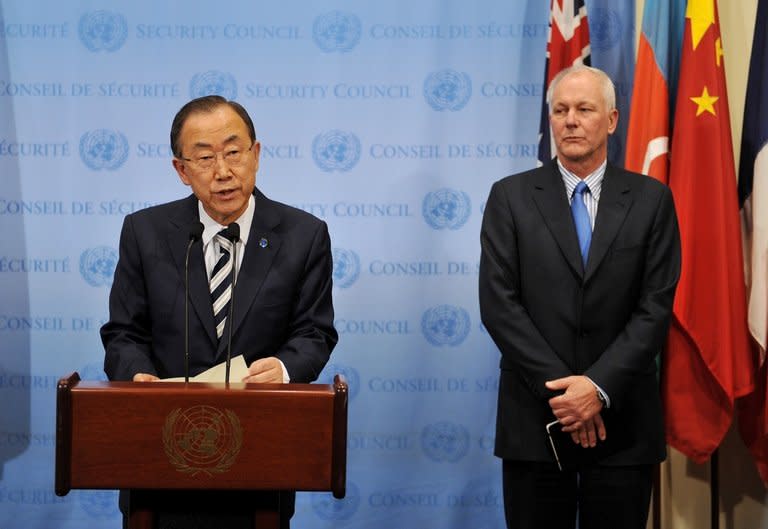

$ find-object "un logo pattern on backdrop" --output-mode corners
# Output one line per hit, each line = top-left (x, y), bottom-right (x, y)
(190, 71), (238, 100)
(78, 11), (128, 52)
(421, 421), (470, 462)
(313, 130), (361, 172)
(78, 491), (119, 519)
(79, 130), (129, 171)
(421, 305), (470, 346)
(422, 189), (471, 230)
(79, 247), (117, 287)
(317, 363), (360, 400)
(311, 480), (361, 521)
(332, 248), (361, 288)
(313, 11), (362, 52)
(424, 69), (472, 111)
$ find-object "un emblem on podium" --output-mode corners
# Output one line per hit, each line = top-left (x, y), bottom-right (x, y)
(163, 405), (243, 476)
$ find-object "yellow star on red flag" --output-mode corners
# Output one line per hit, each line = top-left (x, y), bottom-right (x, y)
(687, 0), (715, 50)
(690, 86), (718, 116)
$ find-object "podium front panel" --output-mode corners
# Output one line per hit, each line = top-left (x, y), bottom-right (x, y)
(57, 380), (343, 492)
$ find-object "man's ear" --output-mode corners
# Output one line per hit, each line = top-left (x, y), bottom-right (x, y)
(172, 158), (191, 186)
(607, 108), (619, 135)
(252, 141), (261, 173)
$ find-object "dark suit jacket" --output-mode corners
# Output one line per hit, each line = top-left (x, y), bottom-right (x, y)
(479, 160), (681, 466)
(102, 187), (337, 383)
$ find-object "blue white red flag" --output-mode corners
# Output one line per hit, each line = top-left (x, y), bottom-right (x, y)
(737, 0), (768, 486)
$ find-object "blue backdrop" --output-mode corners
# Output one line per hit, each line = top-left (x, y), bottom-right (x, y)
(0, 2), (633, 527)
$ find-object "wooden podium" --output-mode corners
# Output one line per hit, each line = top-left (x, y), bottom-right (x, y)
(55, 372), (347, 529)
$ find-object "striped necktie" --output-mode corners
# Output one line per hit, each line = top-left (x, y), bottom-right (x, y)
(210, 231), (234, 340)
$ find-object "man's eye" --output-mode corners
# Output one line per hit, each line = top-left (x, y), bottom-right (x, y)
(199, 155), (214, 161)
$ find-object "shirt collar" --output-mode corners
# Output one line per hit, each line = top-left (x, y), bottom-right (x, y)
(557, 159), (607, 202)
(198, 194), (254, 247)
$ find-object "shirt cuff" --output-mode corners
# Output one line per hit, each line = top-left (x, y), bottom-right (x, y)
(278, 359), (291, 383)
(586, 377), (610, 408)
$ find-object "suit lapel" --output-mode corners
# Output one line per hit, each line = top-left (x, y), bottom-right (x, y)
(531, 162), (584, 279)
(216, 189), (282, 358)
(168, 195), (218, 348)
(584, 166), (634, 283)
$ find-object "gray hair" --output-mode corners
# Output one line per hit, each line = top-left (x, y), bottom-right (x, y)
(546, 65), (616, 111)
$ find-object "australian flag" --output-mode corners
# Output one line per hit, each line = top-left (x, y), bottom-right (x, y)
(537, 0), (592, 165)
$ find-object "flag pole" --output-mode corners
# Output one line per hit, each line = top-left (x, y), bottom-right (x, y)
(652, 463), (661, 529)
(711, 449), (719, 529)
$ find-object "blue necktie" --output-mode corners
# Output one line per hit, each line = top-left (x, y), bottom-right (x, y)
(571, 181), (591, 267)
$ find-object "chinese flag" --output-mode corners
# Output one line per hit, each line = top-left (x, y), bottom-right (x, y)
(662, 0), (755, 462)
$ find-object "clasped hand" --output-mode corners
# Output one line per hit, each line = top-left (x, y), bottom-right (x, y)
(546, 375), (606, 448)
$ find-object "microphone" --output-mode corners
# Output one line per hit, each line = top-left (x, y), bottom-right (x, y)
(184, 222), (204, 383)
(223, 222), (240, 385)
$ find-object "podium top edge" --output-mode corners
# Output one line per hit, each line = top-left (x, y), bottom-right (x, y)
(60, 379), (339, 394)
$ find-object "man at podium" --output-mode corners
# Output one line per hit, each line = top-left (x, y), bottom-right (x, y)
(100, 95), (338, 528)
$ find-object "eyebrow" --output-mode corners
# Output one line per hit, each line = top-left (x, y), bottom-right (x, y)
(190, 134), (242, 150)
(552, 100), (599, 109)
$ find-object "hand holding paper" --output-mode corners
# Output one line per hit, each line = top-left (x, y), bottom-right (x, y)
(163, 355), (249, 383)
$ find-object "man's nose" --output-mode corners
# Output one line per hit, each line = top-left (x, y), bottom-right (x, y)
(212, 156), (232, 179)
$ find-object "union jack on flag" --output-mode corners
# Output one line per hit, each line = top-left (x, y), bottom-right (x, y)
(537, 0), (591, 165)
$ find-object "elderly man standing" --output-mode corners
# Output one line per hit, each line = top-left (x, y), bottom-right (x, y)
(479, 65), (681, 529)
